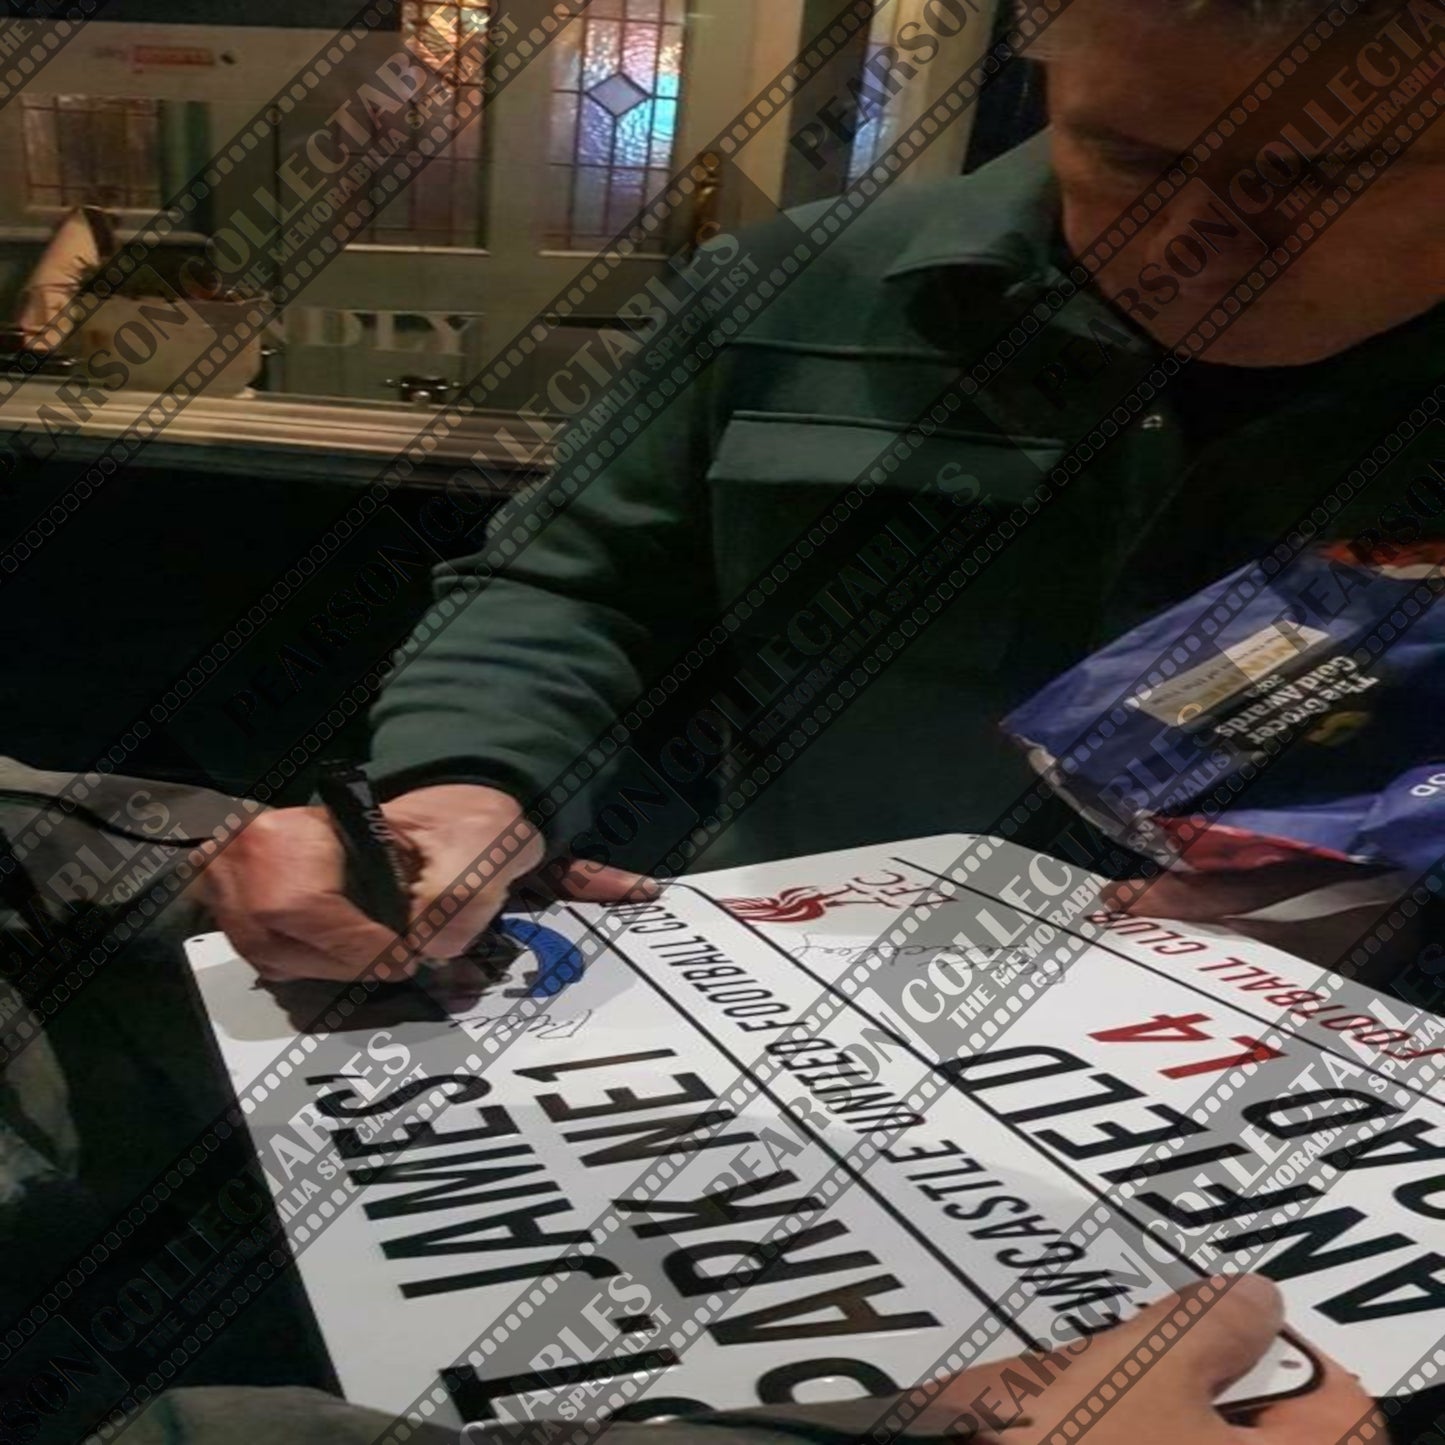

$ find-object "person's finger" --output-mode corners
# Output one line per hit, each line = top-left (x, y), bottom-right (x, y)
(1102, 873), (1251, 920)
(1101, 872), (1413, 969)
(551, 858), (661, 902)
(1099, 877), (1146, 912)
(907, 1357), (1039, 1438)
(202, 851), (379, 981)
(1246, 1349), (1384, 1444)
(231, 810), (407, 978)
(270, 893), (421, 981)
(915, 1278), (1283, 1444)
(1125, 1275), (1285, 1398)
(409, 835), (535, 958)
(413, 853), (660, 956)
(199, 853), (279, 968)
(247, 922), (392, 983)
(1103, 853), (1388, 924)
(1022, 1275), (1283, 1439)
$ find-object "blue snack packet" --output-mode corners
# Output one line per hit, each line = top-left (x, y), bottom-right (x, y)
(1002, 541), (1445, 900)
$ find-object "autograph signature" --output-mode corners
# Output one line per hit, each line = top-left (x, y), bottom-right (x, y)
(448, 1008), (594, 1040)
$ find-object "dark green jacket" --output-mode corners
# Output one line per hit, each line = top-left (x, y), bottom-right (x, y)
(368, 134), (1445, 873)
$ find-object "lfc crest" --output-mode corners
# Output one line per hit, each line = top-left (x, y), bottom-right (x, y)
(722, 869), (957, 923)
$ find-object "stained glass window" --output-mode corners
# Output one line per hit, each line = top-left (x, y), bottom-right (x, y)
(21, 96), (162, 210)
(357, 0), (489, 247)
(406, 0), (491, 86)
(846, 42), (894, 186)
(545, 0), (687, 252)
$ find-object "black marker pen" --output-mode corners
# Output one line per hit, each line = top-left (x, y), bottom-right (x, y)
(316, 761), (416, 935)
(316, 761), (518, 977)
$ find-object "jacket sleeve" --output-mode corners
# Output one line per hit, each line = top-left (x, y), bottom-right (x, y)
(115, 1387), (981, 1445)
(367, 252), (730, 825)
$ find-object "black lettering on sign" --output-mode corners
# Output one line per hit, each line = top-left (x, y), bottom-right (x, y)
(1212, 1204), (1414, 1280)
(999, 1073), (1143, 1126)
(513, 1049), (678, 1083)
(565, 1109), (758, 1167)
(942, 1046), (1090, 1094)
(998, 1242), (1084, 1270)
(1395, 1174), (1445, 1220)
(1242, 1090), (1399, 1139)
(1058, 1303), (1126, 1338)
(1140, 1179), (1323, 1230)
(620, 1169), (823, 1239)
(400, 1254), (620, 1301)
(757, 1358), (899, 1404)
(443, 1347), (682, 1423)
(710, 1275), (938, 1345)
(943, 1048), (1148, 1124)
(385, 1197), (593, 1271)
(665, 1219), (873, 1296)
(1024, 1269), (1134, 1314)
(1324, 1120), (1445, 1173)
(1100, 1141), (1251, 1186)
(820, 1088), (895, 1114)
(969, 1212), (1057, 1240)
(1320, 1253), (1445, 1324)
(539, 1072), (716, 1122)
(331, 1106), (519, 1161)
(1036, 1102), (1207, 1161)
(310, 1073), (491, 1118)
(350, 1145), (549, 1221)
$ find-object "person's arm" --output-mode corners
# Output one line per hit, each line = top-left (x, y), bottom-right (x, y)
(198, 248), (731, 980)
(368, 322), (726, 812)
(1099, 860), (1426, 979)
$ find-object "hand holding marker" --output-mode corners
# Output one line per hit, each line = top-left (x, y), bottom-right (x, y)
(316, 762), (581, 995)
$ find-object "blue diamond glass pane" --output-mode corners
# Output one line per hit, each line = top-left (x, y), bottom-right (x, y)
(588, 71), (648, 116)
(578, 95), (614, 164)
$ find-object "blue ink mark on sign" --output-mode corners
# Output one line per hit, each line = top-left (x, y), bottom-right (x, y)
(496, 916), (587, 998)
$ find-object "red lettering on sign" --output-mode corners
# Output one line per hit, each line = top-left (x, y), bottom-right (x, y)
(1159, 1036), (1286, 1080)
(1090, 1013), (1214, 1046)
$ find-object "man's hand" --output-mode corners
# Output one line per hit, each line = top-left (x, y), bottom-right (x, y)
(1101, 858), (1418, 971)
(196, 783), (657, 981)
(918, 1275), (1380, 1443)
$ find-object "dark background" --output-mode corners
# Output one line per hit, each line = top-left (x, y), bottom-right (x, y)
(0, 444), (525, 804)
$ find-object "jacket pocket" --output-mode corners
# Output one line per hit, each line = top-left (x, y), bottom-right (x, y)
(706, 413), (1065, 674)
